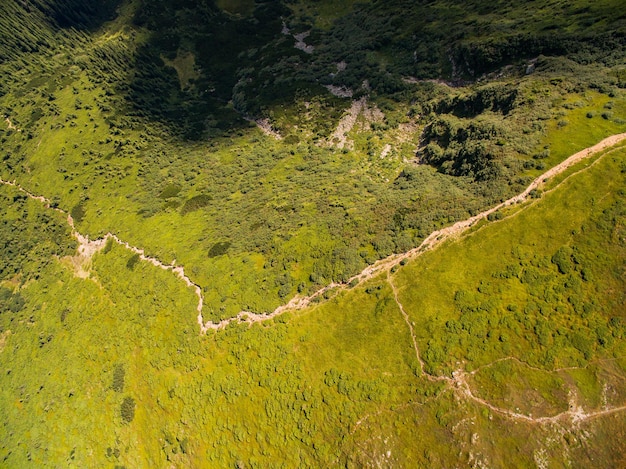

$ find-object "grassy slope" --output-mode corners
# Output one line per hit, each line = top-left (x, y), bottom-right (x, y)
(395, 142), (626, 373)
(1, 0), (625, 322)
(1, 0), (626, 466)
(1, 118), (625, 468)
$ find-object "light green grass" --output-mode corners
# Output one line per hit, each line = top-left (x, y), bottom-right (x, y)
(394, 144), (626, 373)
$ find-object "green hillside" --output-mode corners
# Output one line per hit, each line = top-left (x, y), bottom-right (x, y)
(1, 0), (626, 466)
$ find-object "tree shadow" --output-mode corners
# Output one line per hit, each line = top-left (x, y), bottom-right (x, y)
(122, 0), (301, 140)
(33, 0), (123, 30)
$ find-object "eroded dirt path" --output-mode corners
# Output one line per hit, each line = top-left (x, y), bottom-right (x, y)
(387, 270), (426, 375)
(449, 368), (626, 425)
(2, 133), (626, 335)
(221, 132), (626, 331)
(0, 178), (207, 329)
(385, 272), (623, 426)
(3, 133), (626, 427)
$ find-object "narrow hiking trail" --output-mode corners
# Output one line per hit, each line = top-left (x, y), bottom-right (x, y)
(3, 133), (626, 426)
(0, 178), (208, 328)
(387, 270), (426, 375)
(449, 368), (626, 425)
(226, 132), (626, 330)
(2, 133), (626, 333)
(387, 269), (626, 427)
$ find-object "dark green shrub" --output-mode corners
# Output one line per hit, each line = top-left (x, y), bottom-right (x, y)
(569, 332), (593, 359)
(551, 247), (573, 274)
(120, 397), (135, 423)
(179, 437), (189, 454)
(158, 183), (181, 199)
(103, 238), (114, 254)
(181, 195), (212, 215)
(126, 254), (140, 270)
(0, 282), (25, 313)
(284, 134), (299, 145)
(487, 211), (503, 221)
(71, 203), (86, 223)
(208, 242), (231, 258)
(112, 365), (125, 393)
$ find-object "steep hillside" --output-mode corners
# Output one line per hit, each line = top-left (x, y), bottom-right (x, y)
(1, 0), (626, 466)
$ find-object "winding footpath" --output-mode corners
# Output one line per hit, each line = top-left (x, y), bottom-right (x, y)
(447, 367), (626, 425)
(223, 132), (626, 330)
(0, 178), (209, 328)
(2, 133), (626, 333)
(387, 270), (426, 375)
(2, 133), (626, 426)
(380, 275), (626, 426)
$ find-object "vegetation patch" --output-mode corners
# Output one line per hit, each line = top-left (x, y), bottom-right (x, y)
(111, 364), (125, 393)
(126, 253), (140, 270)
(215, 0), (256, 16)
(208, 241), (231, 258)
(180, 194), (212, 215)
(158, 183), (181, 199)
(470, 360), (569, 416)
(120, 396), (135, 423)
(70, 202), (86, 223)
(1, 0), (626, 466)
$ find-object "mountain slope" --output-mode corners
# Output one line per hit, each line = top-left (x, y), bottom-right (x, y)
(1, 0), (626, 466)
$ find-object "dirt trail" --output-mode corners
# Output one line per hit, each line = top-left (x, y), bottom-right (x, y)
(0, 178), (207, 329)
(3, 133), (626, 425)
(2, 133), (626, 334)
(467, 355), (626, 377)
(450, 369), (626, 425)
(347, 133), (626, 283)
(387, 271), (426, 375)
(414, 133), (626, 252)
(386, 267), (626, 425)
(329, 97), (366, 149)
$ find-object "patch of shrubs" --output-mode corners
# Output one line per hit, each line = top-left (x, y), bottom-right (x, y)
(111, 364), (125, 393)
(180, 194), (212, 215)
(158, 183), (181, 199)
(126, 253), (140, 270)
(0, 287), (25, 313)
(120, 396), (135, 423)
(71, 202), (86, 223)
(208, 241), (231, 258)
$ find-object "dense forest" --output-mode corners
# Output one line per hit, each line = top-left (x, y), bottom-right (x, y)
(1, 0), (626, 466)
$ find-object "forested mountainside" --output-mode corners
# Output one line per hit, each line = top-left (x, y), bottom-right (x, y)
(1, 0), (626, 466)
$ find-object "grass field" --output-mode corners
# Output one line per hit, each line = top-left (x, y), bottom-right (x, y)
(1, 121), (625, 468)
(1, 0), (626, 466)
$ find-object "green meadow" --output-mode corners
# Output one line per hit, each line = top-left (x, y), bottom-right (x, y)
(1, 124), (625, 468)
(1, 0), (626, 466)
